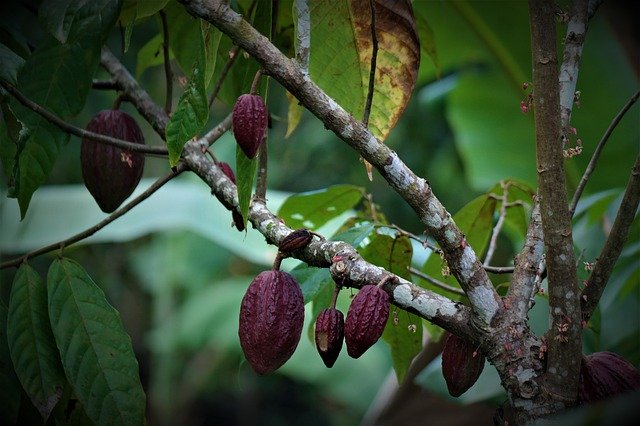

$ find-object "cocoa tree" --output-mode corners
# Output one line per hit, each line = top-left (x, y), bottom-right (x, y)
(1, 0), (638, 424)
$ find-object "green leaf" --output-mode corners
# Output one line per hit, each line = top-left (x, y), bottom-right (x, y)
(291, 266), (333, 304)
(165, 59), (209, 166)
(7, 264), (66, 421)
(0, 42), (25, 85)
(278, 185), (364, 230)
(136, 33), (169, 78)
(0, 102), (21, 192)
(415, 9), (439, 76)
(0, 301), (21, 426)
(39, 0), (122, 45)
(235, 146), (258, 228)
(420, 194), (497, 299)
(47, 258), (145, 425)
(359, 233), (413, 280)
(382, 310), (422, 383)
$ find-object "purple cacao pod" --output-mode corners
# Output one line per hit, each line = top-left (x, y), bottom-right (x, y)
(238, 270), (304, 374)
(81, 110), (145, 213)
(441, 333), (485, 397)
(315, 308), (344, 368)
(579, 351), (640, 404)
(232, 94), (267, 159)
(344, 285), (390, 358)
(279, 229), (313, 253)
(218, 161), (236, 183)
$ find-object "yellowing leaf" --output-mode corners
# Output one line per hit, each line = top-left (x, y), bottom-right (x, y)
(285, 91), (303, 138)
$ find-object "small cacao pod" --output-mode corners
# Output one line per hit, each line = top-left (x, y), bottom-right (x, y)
(279, 229), (313, 253)
(232, 94), (267, 159)
(579, 351), (640, 404)
(218, 161), (236, 183)
(238, 270), (304, 374)
(344, 285), (390, 358)
(81, 110), (145, 213)
(315, 308), (344, 368)
(441, 333), (485, 397)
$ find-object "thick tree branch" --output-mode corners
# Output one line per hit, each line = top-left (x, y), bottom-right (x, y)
(581, 155), (640, 322)
(0, 165), (187, 269)
(100, 47), (169, 139)
(0, 81), (169, 156)
(529, 0), (581, 404)
(182, 0), (502, 327)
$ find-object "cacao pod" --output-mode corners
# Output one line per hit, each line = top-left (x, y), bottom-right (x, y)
(232, 94), (267, 159)
(218, 161), (236, 183)
(315, 308), (344, 368)
(238, 270), (304, 374)
(279, 229), (313, 253)
(441, 333), (485, 397)
(81, 110), (145, 213)
(579, 351), (640, 404)
(344, 285), (389, 358)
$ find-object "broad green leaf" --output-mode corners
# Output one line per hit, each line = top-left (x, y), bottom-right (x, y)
(47, 258), (145, 425)
(290, 266), (332, 305)
(359, 233), (413, 279)
(308, 0), (420, 142)
(119, 0), (170, 28)
(420, 194), (497, 297)
(414, 8), (439, 76)
(7, 264), (66, 421)
(235, 146), (258, 228)
(0, 42), (25, 84)
(39, 0), (122, 45)
(278, 185), (364, 230)
(0, 302), (21, 426)
(165, 59), (209, 166)
(135, 34), (169, 78)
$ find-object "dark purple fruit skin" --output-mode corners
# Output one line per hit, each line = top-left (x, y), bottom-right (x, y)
(81, 110), (145, 213)
(232, 94), (267, 159)
(579, 351), (640, 404)
(238, 270), (304, 375)
(218, 162), (236, 183)
(315, 308), (344, 368)
(441, 333), (485, 397)
(344, 285), (390, 359)
(279, 229), (313, 253)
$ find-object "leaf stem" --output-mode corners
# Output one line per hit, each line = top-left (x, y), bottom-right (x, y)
(208, 46), (240, 108)
(407, 267), (465, 296)
(362, 0), (378, 128)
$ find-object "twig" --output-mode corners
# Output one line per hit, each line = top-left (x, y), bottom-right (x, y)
(407, 267), (465, 296)
(203, 112), (233, 146)
(208, 46), (240, 108)
(362, 0), (378, 128)
(484, 181), (510, 267)
(0, 81), (169, 156)
(160, 10), (173, 114)
(0, 165), (187, 269)
(91, 79), (119, 90)
(581, 155), (640, 322)
(249, 69), (264, 95)
(484, 265), (515, 274)
(293, 0), (310, 76)
(375, 224), (441, 254)
(569, 90), (640, 215)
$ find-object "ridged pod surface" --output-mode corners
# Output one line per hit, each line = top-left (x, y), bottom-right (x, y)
(81, 110), (145, 213)
(344, 285), (389, 358)
(314, 308), (344, 368)
(238, 270), (304, 374)
(579, 351), (640, 404)
(279, 229), (313, 253)
(232, 94), (267, 159)
(218, 161), (236, 183)
(441, 333), (485, 397)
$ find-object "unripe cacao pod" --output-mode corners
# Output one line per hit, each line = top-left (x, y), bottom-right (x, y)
(81, 110), (145, 213)
(344, 285), (389, 358)
(279, 229), (313, 253)
(218, 161), (236, 183)
(441, 333), (485, 397)
(579, 351), (640, 404)
(238, 270), (304, 374)
(315, 308), (344, 368)
(232, 94), (267, 159)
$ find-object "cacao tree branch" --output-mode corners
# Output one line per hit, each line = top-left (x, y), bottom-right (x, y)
(0, 165), (187, 270)
(529, 0), (581, 403)
(569, 90), (640, 215)
(181, 0), (502, 327)
(100, 47), (169, 139)
(293, 0), (310, 75)
(0, 81), (169, 156)
(581, 154), (640, 322)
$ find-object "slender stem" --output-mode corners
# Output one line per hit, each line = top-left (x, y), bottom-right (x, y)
(569, 90), (640, 215)
(581, 155), (640, 322)
(160, 10), (173, 114)
(208, 46), (240, 108)
(484, 181), (510, 267)
(0, 81), (169, 156)
(330, 283), (340, 308)
(529, 0), (581, 403)
(376, 223), (441, 254)
(91, 79), (119, 90)
(407, 267), (466, 296)
(249, 69), (264, 95)
(362, 0), (378, 128)
(0, 165), (187, 269)
(255, 138), (268, 201)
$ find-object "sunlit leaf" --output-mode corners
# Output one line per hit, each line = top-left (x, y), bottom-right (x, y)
(7, 263), (66, 421)
(285, 91), (303, 138)
(278, 185), (364, 230)
(47, 258), (145, 425)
